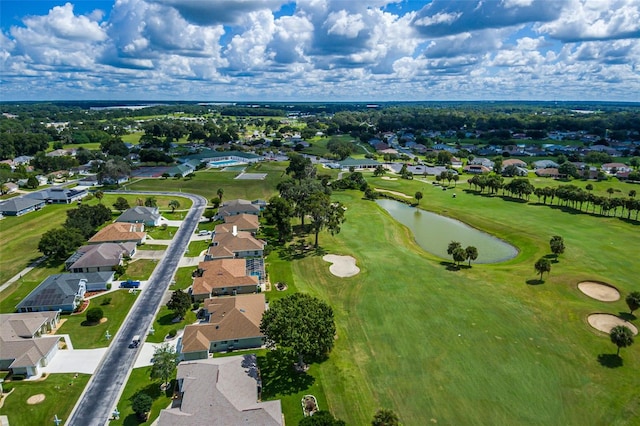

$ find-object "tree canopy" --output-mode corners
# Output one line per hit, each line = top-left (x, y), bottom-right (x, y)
(166, 290), (191, 320)
(150, 343), (179, 389)
(549, 235), (565, 258)
(534, 257), (551, 280)
(372, 408), (400, 426)
(610, 325), (634, 356)
(625, 291), (640, 314)
(38, 228), (84, 260)
(263, 196), (294, 243)
(307, 192), (346, 248)
(260, 293), (336, 367)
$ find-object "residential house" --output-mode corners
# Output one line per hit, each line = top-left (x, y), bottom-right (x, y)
(24, 187), (88, 204)
(533, 160), (559, 169)
(502, 158), (528, 168)
(468, 157), (495, 169)
(2, 182), (18, 194)
(157, 354), (283, 426)
(88, 222), (146, 245)
(463, 165), (491, 174)
(180, 294), (266, 359)
(535, 168), (562, 178)
(16, 272), (114, 313)
(221, 213), (260, 233)
(602, 162), (631, 174)
(0, 197), (45, 216)
(216, 199), (261, 219)
(450, 157), (463, 167)
(336, 157), (381, 171)
(191, 259), (259, 301)
(0, 312), (62, 377)
(115, 206), (162, 226)
(206, 227), (266, 260)
(65, 242), (136, 273)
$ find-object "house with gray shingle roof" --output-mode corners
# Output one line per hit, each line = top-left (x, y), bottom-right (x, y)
(0, 311), (62, 377)
(216, 199), (261, 219)
(157, 354), (282, 426)
(65, 242), (136, 273)
(115, 206), (162, 226)
(16, 272), (114, 313)
(0, 197), (45, 216)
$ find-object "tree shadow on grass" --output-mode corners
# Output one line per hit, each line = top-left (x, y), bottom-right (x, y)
(439, 261), (460, 272)
(597, 353), (623, 368)
(257, 349), (315, 399)
(618, 312), (636, 322)
(157, 313), (180, 326)
(526, 279), (545, 285)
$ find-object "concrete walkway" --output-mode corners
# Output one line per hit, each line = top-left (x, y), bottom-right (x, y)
(39, 348), (109, 376)
(133, 333), (183, 369)
(0, 255), (47, 293)
(178, 256), (206, 267)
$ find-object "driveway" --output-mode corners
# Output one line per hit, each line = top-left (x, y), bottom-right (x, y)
(133, 335), (183, 369)
(40, 348), (109, 375)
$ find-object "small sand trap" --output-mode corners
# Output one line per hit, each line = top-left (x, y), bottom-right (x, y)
(381, 176), (398, 181)
(323, 255), (360, 278)
(587, 314), (638, 335)
(578, 281), (620, 302)
(374, 188), (413, 199)
(27, 394), (45, 405)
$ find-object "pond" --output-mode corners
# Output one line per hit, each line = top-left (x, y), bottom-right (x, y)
(376, 199), (518, 263)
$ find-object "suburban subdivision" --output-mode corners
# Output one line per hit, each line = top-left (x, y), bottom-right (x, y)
(0, 102), (638, 426)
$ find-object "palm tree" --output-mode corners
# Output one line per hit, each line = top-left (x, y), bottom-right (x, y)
(534, 257), (551, 281)
(609, 325), (634, 356)
(168, 199), (180, 213)
(217, 188), (224, 203)
(465, 246), (478, 266)
(415, 191), (423, 205)
(95, 190), (104, 203)
(607, 187), (615, 198)
(626, 291), (640, 314)
(549, 235), (565, 259)
(372, 408), (400, 426)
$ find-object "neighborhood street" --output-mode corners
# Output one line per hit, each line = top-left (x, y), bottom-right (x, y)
(66, 191), (207, 426)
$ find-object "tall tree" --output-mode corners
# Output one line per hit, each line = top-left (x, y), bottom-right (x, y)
(113, 196), (130, 212)
(610, 325), (634, 356)
(447, 241), (462, 256)
(166, 290), (191, 320)
(144, 196), (157, 207)
(38, 228), (84, 260)
(452, 247), (467, 267)
(625, 291), (640, 314)
(131, 393), (153, 421)
(534, 257), (551, 280)
(549, 235), (565, 259)
(217, 188), (224, 203)
(286, 153), (316, 182)
(150, 343), (179, 390)
(168, 199), (180, 213)
(465, 246), (478, 266)
(94, 190), (104, 203)
(263, 196), (294, 243)
(260, 293), (336, 369)
(372, 408), (400, 426)
(308, 192), (346, 248)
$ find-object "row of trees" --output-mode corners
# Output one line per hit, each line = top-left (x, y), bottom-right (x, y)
(447, 242), (479, 267)
(38, 204), (112, 259)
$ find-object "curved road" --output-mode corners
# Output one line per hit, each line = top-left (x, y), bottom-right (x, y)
(67, 191), (207, 426)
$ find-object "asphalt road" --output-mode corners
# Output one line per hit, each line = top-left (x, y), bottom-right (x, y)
(66, 191), (207, 426)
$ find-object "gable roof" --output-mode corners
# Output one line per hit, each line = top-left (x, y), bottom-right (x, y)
(0, 336), (60, 368)
(66, 242), (136, 270)
(181, 294), (265, 354)
(115, 206), (160, 224)
(157, 354), (282, 426)
(207, 231), (265, 258)
(0, 312), (59, 340)
(192, 259), (259, 296)
(88, 222), (145, 244)
(502, 158), (527, 167)
(217, 199), (261, 216)
(223, 213), (260, 231)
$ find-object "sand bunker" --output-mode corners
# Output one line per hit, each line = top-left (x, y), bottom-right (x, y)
(27, 394), (45, 405)
(374, 188), (413, 199)
(323, 255), (360, 278)
(587, 314), (638, 335)
(578, 281), (620, 302)
(381, 176), (398, 181)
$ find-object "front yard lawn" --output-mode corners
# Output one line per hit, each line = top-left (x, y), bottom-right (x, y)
(146, 226), (179, 240)
(121, 259), (157, 281)
(169, 267), (195, 291)
(55, 291), (138, 349)
(109, 367), (173, 426)
(187, 240), (209, 257)
(0, 373), (90, 425)
(146, 306), (196, 344)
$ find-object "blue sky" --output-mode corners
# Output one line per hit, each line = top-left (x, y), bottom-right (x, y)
(1, 0), (639, 101)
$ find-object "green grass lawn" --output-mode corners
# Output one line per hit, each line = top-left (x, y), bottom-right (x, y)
(278, 187), (639, 425)
(109, 367), (173, 426)
(146, 226), (178, 240)
(187, 240), (209, 256)
(56, 291), (138, 349)
(0, 373), (91, 425)
(169, 267), (195, 291)
(121, 260), (158, 281)
(146, 306), (196, 344)
(136, 244), (167, 251)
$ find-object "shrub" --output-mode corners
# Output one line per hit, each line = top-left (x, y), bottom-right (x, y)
(192, 302), (200, 310)
(2, 383), (13, 393)
(168, 329), (177, 338)
(106, 283), (112, 290)
(101, 297), (112, 306)
(131, 393), (153, 420)
(86, 307), (104, 324)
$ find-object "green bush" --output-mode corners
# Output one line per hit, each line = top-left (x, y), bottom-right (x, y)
(85, 307), (104, 324)
(101, 297), (112, 306)
(106, 283), (112, 290)
(131, 392), (153, 419)
(2, 383), (13, 393)
(192, 302), (200, 310)
(167, 329), (177, 338)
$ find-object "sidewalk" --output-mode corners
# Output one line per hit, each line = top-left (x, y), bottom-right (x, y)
(0, 255), (47, 293)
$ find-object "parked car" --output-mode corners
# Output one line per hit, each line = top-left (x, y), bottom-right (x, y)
(120, 279), (141, 289)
